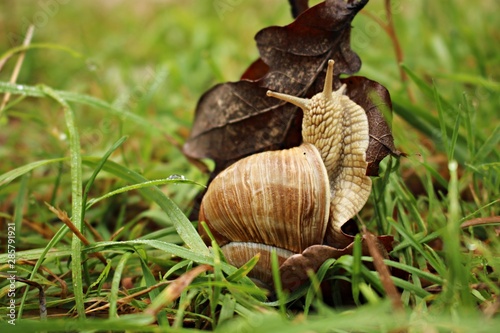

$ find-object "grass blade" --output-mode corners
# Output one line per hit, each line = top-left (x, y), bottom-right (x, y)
(0, 158), (66, 188)
(439, 160), (475, 309)
(138, 256), (169, 327)
(109, 252), (133, 318)
(13, 174), (29, 244)
(41, 85), (85, 318)
(387, 218), (446, 277)
(271, 250), (286, 317)
(462, 93), (475, 158)
(81, 136), (128, 225)
(351, 234), (363, 305)
(0, 43), (82, 64)
(449, 113), (461, 161)
(82, 158), (208, 254)
(86, 178), (204, 209)
(392, 100), (469, 163)
(471, 125), (500, 164)
(0, 82), (163, 136)
(433, 81), (449, 155)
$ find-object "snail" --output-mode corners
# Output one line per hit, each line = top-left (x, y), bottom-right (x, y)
(198, 60), (372, 288)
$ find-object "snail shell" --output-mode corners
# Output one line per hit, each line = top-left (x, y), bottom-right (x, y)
(199, 143), (329, 250)
(199, 60), (371, 288)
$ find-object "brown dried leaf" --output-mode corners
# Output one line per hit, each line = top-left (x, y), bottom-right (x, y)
(340, 76), (404, 175)
(288, 0), (309, 18)
(279, 234), (394, 291)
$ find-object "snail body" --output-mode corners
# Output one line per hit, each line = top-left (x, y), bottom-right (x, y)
(199, 60), (371, 287)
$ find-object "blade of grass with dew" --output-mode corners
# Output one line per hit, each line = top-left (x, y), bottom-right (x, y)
(85, 178), (205, 209)
(82, 158), (208, 254)
(41, 85), (85, 318)
(0, 148), (199, 313)
(0, 82), (164, 137)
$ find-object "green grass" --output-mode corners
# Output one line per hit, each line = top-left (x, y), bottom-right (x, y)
(1, 0), (499, 331)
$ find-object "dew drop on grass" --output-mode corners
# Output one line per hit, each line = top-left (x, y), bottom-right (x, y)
(167, 174), (186, 181)
(16, 85), (26, 94)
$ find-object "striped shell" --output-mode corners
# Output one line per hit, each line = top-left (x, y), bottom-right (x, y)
(199, 142), (329, 250)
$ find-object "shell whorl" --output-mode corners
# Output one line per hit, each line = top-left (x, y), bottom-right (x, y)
(267, 60), (372, 248)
